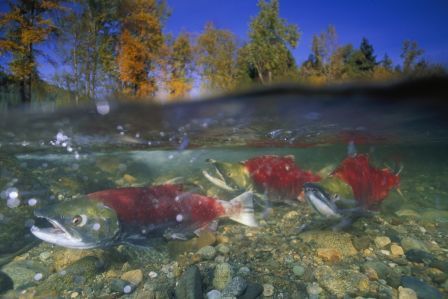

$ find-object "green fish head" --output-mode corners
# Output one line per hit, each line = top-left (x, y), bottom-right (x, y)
(203, 159), (251, 191)
(31, 198), (120, 249)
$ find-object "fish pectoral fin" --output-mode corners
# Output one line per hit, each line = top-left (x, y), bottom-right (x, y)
(193, 220), (220, 237)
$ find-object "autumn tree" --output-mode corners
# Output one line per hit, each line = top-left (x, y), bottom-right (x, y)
(161, 32), (193, 100)
(0, 0), (62, 103)
(196, 23), (239, 93)
(117, 0), (167, 98)
(240, 0), (300, 85)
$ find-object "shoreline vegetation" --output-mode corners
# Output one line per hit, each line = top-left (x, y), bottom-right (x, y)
(1, 0), (446, 106)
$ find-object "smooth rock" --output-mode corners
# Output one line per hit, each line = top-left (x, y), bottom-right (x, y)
(405, 249), (434, 263)
(239, 282), (263, 299)
(110, 278), (133, 294)
(316, 248), (342, 262)
(213, 263), (232, 290)
(398, 286), (417, 299)
(216, 244), (230, 255)
(175, 265), (203, 299)
(292, 264), (305, 277)
(352, 236), (371, 251)
(400, 237), (428, 252)
(400, 276), (443, 299)
(197, 245), (217, 260)
(300, 231), (357, 256)
(121, 269), (143, 286)
(2, 260), (48, 290)
(0, 271), (13, 294)
(390, 244), (404, 256)
(222, 276), (247, 297)
(374, 236), (391, 248)
(207, 289), (222, 299)
(262, 284), (274, 297)
(314, 265), (370, 297)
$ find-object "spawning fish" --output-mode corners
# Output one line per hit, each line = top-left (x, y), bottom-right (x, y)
(331, 154), (400, 209)
(300, 182), (371, 232)
(30, 184), (257, 249)
(203, 155), (321, 204)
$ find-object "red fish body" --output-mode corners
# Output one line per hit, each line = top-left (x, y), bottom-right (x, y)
(244, 156), (321, 201)
(331, 154), (400, 209)
(87, 184), (256, 236)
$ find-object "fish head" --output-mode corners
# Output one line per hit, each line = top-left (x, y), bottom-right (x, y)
(204, 159), (251, 191)
(303, 183), (341, 219)
(31, 198), (120, 249)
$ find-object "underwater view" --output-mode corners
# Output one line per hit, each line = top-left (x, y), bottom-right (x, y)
(1, 80), (448, 298)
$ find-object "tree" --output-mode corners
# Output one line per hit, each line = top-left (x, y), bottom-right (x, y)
(308, 25), (338, 78)
(381, 53), (393, 70)
(359, 37), (376, 72)
(117, 0), (167, 98)
(162, 32), (193, 99)
(56, 0), (119, 102)
(242, 0), (300, 84)
(196, 22), (238, 92)
(400, 40), (424, 73)
(0, 0), (62, 103)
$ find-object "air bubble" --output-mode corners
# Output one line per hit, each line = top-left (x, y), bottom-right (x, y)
(34, 273), (43, 281)
(176, 214), (183, 222)
(123, 285), (132, 294)
(7, 198), (20, 208)
(92, 223), (101, 231)
(28, 198), (38, 206)
(96, 100), (110, 115)
(8, 188), (18, 199)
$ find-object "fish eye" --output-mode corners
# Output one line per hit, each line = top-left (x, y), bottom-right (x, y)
(72, 214), (88, 227)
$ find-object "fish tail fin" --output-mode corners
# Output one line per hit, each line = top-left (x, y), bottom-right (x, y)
(222, 192), (258, 227)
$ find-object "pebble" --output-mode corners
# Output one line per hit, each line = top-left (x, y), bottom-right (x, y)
(213, 263), (232, 290)
(292, 264), (305, 277)
(239, 283), (264, 299)
(110, 278), (132, 294)
(380, 250), (391, 256)
(306, 282), (323, 298)
(374, 236), (391, 248)
(316, 248), (342, 262)
(262, 284), (274, 297)
(405, 249), (434, 263)
(207, 289), (222, 299)
(148, 271), (158, 279)
(39, 251), (51, 261)
(238, 267), (251, 276)
(121, 269), (143, 286)
(70, 291), (79, 298)
(216, 244), (230, 255)
(222, 276), (247, 297)
(197, 245), (217, 260)
(390, 244), (404, 256)
(400, 276), (443, 299)
(175, 265), (203, 299)
(363, 267), (379, 281)
(0, 271), (13, 294)
(398, 286), (417, 299)
(400, 237), (428, 252)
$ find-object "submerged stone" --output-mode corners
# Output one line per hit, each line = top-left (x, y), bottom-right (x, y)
(222, 276), (247, 297)
(213, 263), (232, 290)
(239, 282), (263, 299)
(0, 271), (13, 294)
(400, 276), (443, 299)
(175, 265), (203, 299)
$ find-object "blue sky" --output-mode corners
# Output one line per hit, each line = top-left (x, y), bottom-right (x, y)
(2, 0), (448, 81)
(164, 0), (448, 66)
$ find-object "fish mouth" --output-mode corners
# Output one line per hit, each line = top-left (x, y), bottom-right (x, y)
(203, 159), (237, 192)
(31, 214), (90, 249)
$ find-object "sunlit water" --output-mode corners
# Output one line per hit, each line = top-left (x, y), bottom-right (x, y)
(1, 81), (448, 298)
